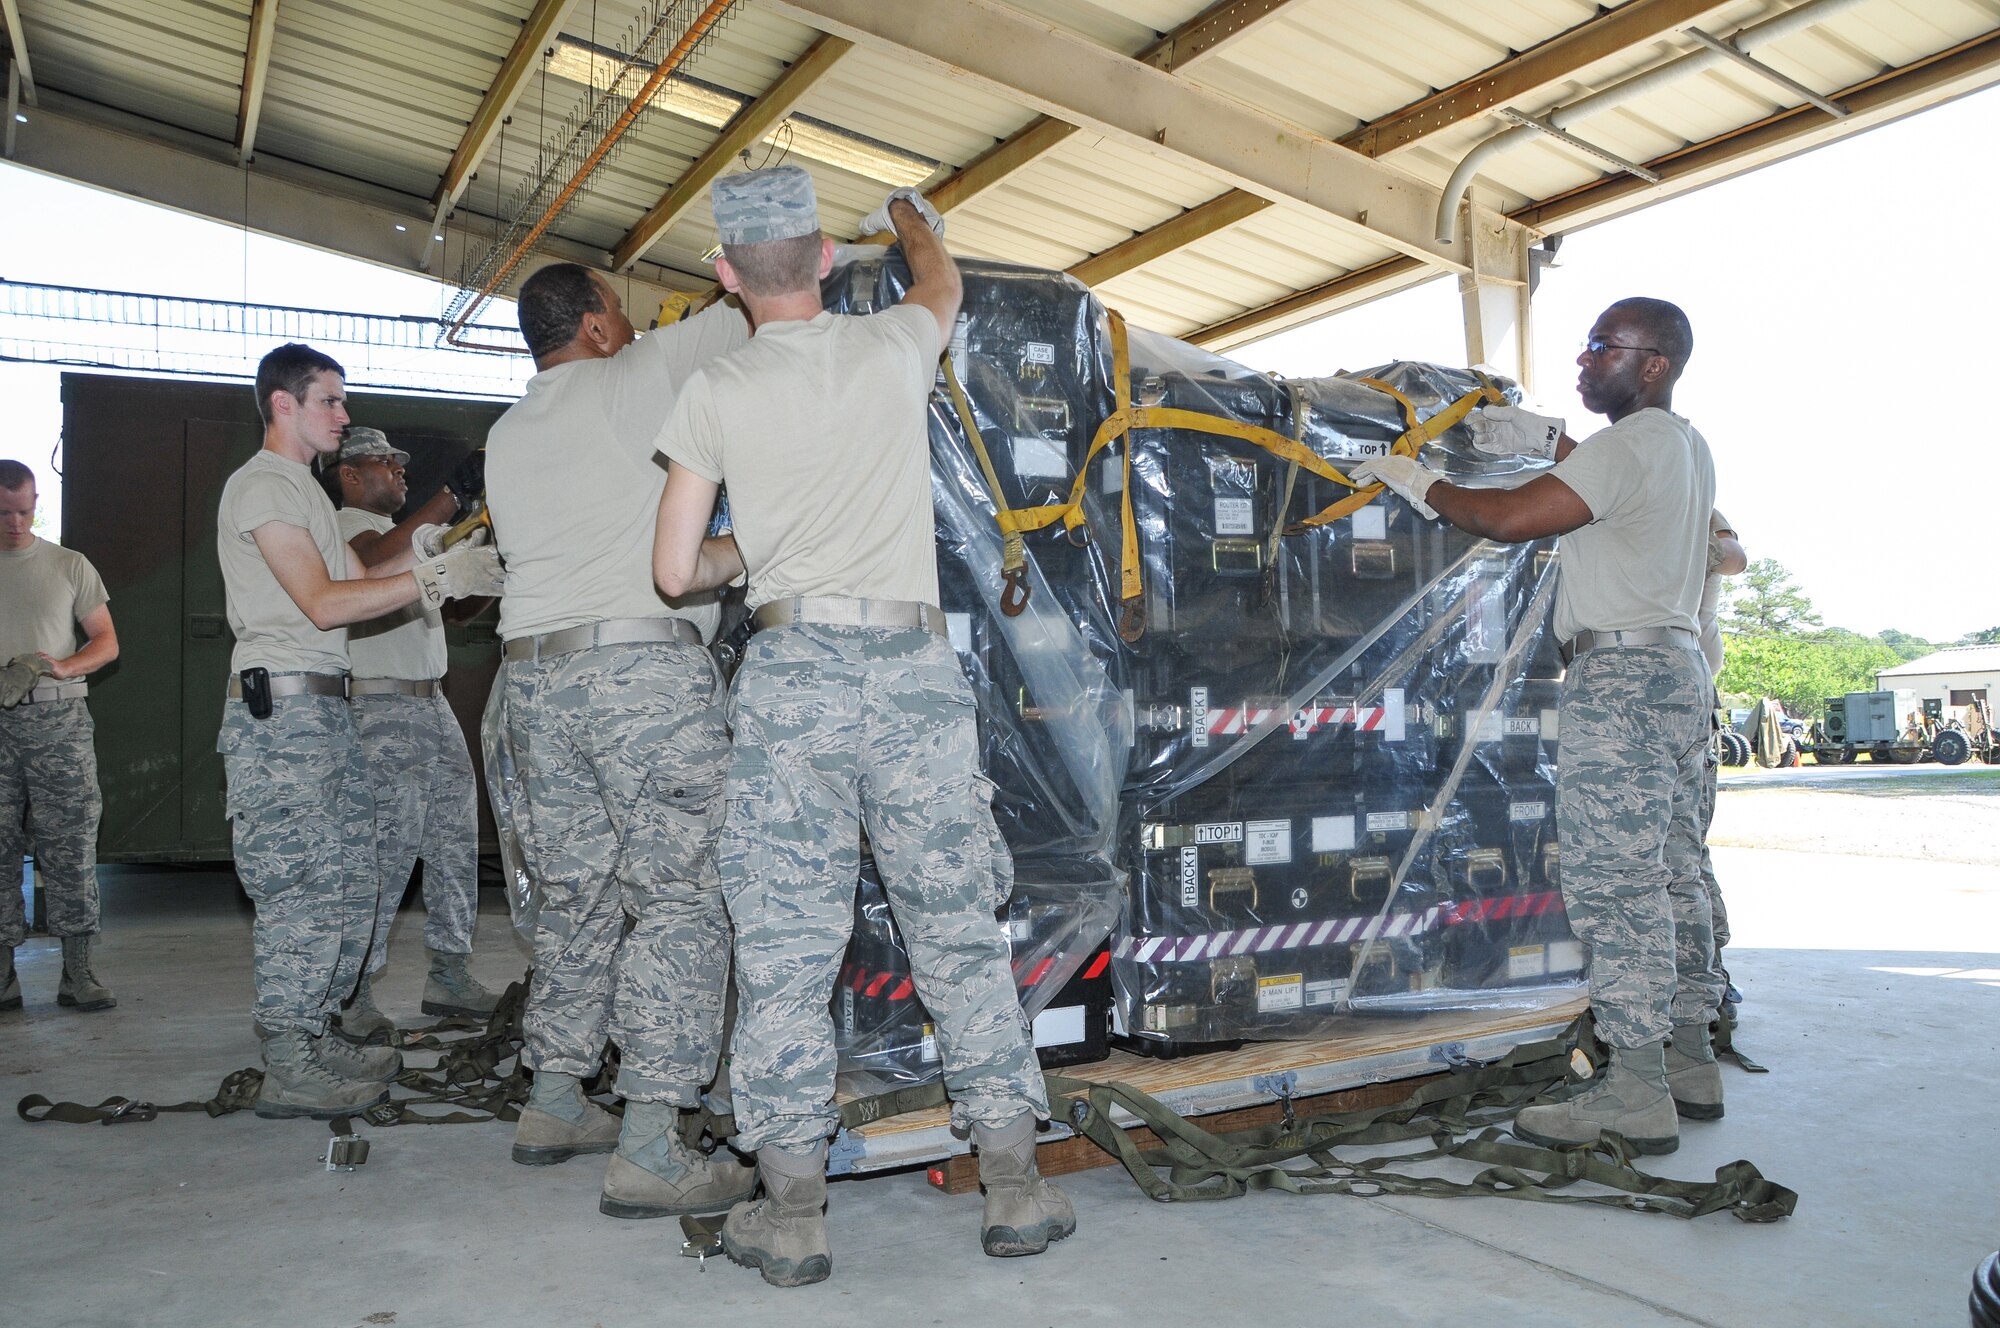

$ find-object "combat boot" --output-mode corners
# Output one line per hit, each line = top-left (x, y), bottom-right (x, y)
(253, 1027), (391, 1120)
(599, 1100), (759, 1218)
(1664, 1021), (1725, 1120)
(511, 1069), (621, 1165)
(421, 948), (501, 1018)
(1513, 1042), (1679, 1155)
(2, 946), (20, 1011)
(335, 974), (396, 1044)
(721, 1141), (832, 1287)
(973, 1114), (1075, 1257)
(56, 935), (116, 1011)
(312, 1030), (404, 1083)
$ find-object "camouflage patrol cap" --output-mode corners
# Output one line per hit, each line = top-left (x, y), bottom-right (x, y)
(711, 165), (819, 245)
(338, 427), (409, 466)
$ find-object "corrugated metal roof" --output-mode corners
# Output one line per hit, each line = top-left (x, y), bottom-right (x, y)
(8, 0), (1999, 342)
(1879, 646), (2000, 677)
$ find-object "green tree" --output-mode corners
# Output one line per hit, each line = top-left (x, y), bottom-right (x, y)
(1877, 629), (1935, 661)
(1722, 559), (1822, 636)
(1960, 626), (2000, 645)
(1719, 631), (1900, 720)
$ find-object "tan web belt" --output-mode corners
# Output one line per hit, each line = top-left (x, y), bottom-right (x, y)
(501, 617), (702, 663)
(1559, 626), (1701, 665)
(348, 678), (442, 698)
(752, 596), (947, 637)
(19, 680), (88, 704)
(225, 673), (349, 700)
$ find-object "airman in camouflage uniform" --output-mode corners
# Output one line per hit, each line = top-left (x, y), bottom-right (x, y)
(330, 428), (500, 1038)
(654, 169), (1067, 1287)
(218, 343), (502, 1119)
(1, 458), (119, 1013)
(1356, 297), (1720, 1155)
(484, 262), (754, 1218)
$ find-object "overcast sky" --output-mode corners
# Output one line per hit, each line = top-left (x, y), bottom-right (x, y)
(3, 82), (1996, 641)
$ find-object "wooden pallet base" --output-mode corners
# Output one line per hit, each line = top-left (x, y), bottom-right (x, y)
(922, 1071), (1444, 1195)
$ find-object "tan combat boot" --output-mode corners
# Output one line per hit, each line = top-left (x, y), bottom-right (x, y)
(1513, 1041), (1680, 1155)
(722, 1141), (832, 1287)
(253, 1027), (392, 1120)
(421, 948), (502, 1018)
(511, 1069), (621, 1165)
(56, 935), (116, 1011)
(598, 1100), (758, 1218)
(973, 1113), (1076, 1256)
(335, 974), (396, 1044)
(311, 1029), (404, 1082)
(1665, 1021), (1725, 1120)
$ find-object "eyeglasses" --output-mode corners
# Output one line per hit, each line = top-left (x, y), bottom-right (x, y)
(1580, 337), (1661, 357)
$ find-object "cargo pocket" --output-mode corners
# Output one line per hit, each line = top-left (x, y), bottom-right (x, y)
(969, 772), (1014, 913)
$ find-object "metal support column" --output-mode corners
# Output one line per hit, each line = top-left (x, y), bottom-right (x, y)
(1457, 201), (1535, 391)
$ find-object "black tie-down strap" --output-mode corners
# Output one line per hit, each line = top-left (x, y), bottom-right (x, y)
(16, 976), (550, 1140)
(1041, 1019), (1794, 1222)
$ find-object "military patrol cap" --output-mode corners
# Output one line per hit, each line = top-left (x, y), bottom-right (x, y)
(711, 165), (820, 245)
(338, 427), (409, 466)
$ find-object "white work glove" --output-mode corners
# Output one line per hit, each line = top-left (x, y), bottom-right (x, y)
(1350, 455), (1442, 521)
(411, 520), (488, 560)
(858, 188), (944, 240)
(1466, 404), (1565, 461)
(413, 542), (503, 608)
(0, 653), (56, 709)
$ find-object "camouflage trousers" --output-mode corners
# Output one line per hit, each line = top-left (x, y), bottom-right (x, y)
(1555, 643), (1724, 1048)
(721, 625), (1046, 1152)
(218, 693), (377, 1034)
(503, 640), (731, 1105)
(352, 690), (480, 973)
(1697, 731), (1732, 952)
(1, 699), (102, 947)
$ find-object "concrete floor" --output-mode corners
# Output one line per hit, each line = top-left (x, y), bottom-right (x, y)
(3, 843), (1996, 1328)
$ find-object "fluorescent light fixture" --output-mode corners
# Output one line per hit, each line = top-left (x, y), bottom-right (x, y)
(394, 223), (408, 232)
(546, 38), (933, 188)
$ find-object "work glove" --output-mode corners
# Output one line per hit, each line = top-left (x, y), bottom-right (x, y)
(858, 188), (944, 240)
(0, 653), (56, 709)
(413, 542), (504, 609)
(444, 450), (486, 520)
(411, 520), (488, 559)
(1466, 404), (1565, 461)
(1350, 455), (1442, 521)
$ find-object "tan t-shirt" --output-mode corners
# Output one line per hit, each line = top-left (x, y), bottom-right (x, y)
(217, 449), (351, 675)
(1547, 407), (1715, 643)
(0, 537), (108, 662)
(1698, 507), (1733, 677)
(666, 306), (942, 611)
(337, 507), (447, 680)
(486, 302), (749, 642)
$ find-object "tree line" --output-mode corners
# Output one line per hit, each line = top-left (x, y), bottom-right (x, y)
(1714, 559), (1993, 718)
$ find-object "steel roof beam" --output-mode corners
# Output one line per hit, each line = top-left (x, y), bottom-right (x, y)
(611, 33), (852, 271)
(1067, 189), (1271, 287)
(773, 0), (1493, 273)
(235, 0), (279, 163)
(925, 0), (1305, 218)
(1191, 28), (2000, 350)
(432, 0), (580, 214)
(1340, 0), (1729, 158)
(1, 0), (37, 106)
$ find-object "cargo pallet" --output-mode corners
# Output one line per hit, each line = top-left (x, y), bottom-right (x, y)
(830, 997), (1588, 1191)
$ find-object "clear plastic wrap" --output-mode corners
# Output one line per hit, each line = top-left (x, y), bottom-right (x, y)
(810, 248), (1583, 1077)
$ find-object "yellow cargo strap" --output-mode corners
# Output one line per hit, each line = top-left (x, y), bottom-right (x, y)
(936, 311), (1507, 636)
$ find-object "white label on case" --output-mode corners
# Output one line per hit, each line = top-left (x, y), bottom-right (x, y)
(1031, 1003), (1086, 1049)
(1507, 945), (1548, 981)
(840, 989), (855, 1032)
(1103, 456), (1124, 494)
(1509, 800), (1548, 823)
(1257, 974), (1304, 1013)
(1195, 821), (1243, 845)
(1366, 810), (1411, 834)
(1540, 709), (1560, 741)
(1305, 978), (1346, 1008)
(1214, 496), (1255, 536)
(1010, 434), (1069, 478)
(1179, 846), (1199, 907)
(1190, 685), (1210, 748)
(945, 612), (973, 656)
(1312, 815), (1356, 853)
(1023, 341), (1056, 365)
(1351, 506), (1387, 540)
(1245, 820), (1291, 865)
(1504, 716), (1541, 737)
(920, 1023), (940, 1063)
(1548, 940), (1586, 974)
(1385, 687), (1406, 742)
